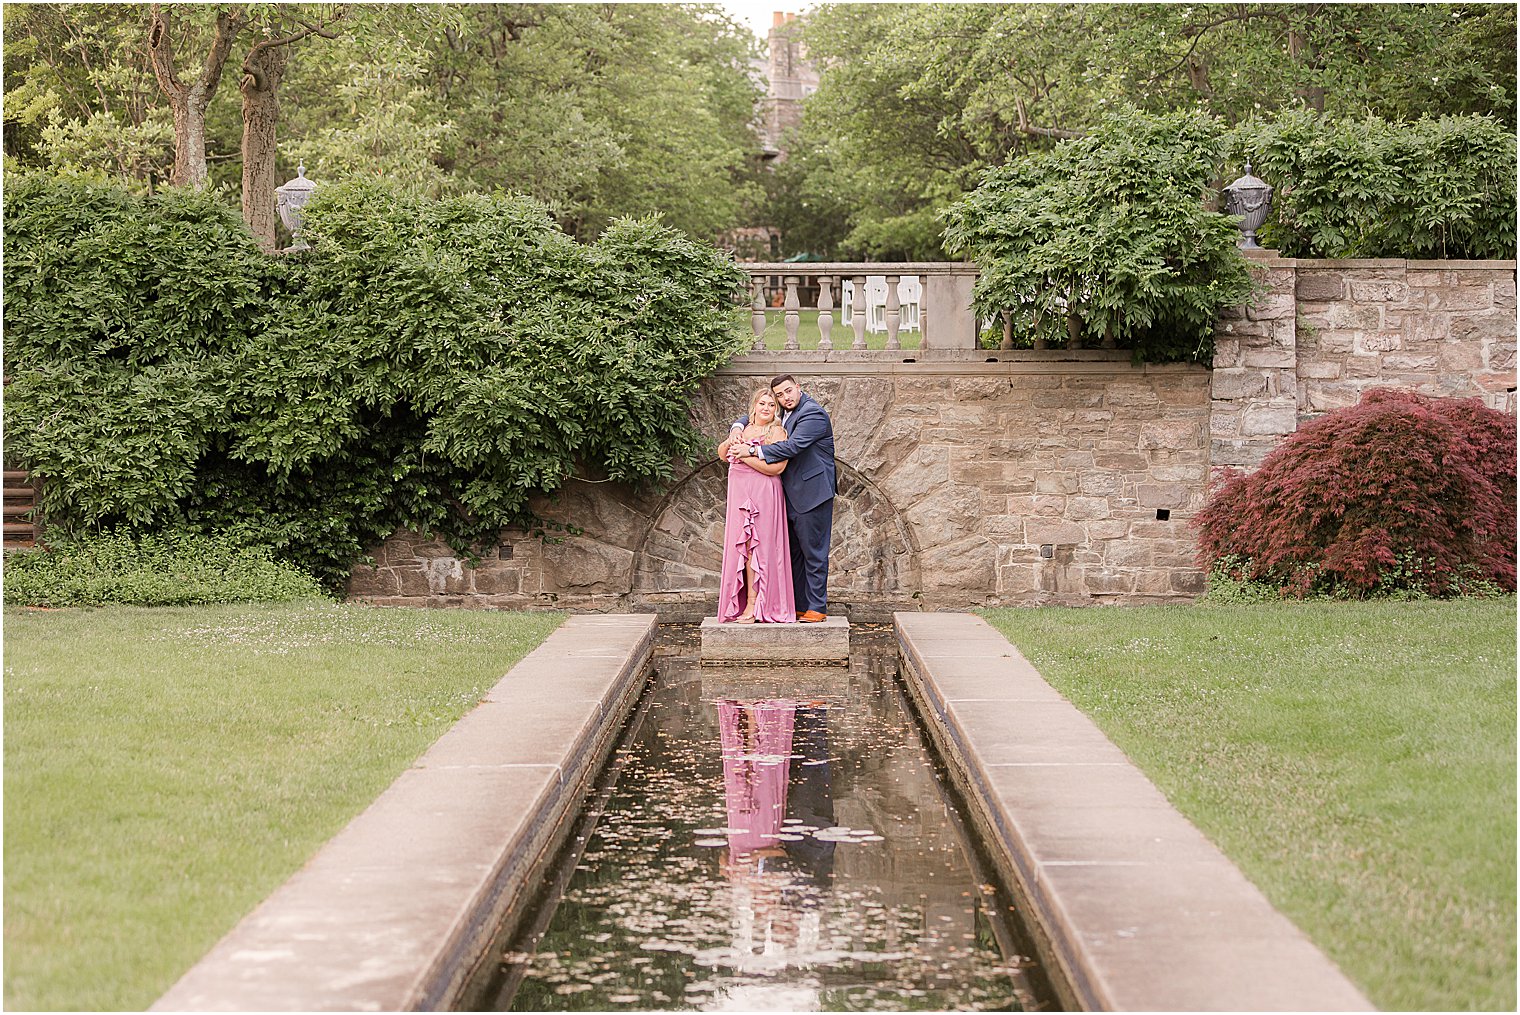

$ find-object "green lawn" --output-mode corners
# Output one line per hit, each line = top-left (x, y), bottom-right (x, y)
(3, 601), (563, 1012)
(740, 308), (923, 351)
(979, 599), (1517, 1012)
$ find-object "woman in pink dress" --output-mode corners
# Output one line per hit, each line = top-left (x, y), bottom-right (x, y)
(718, 388), (797, 623)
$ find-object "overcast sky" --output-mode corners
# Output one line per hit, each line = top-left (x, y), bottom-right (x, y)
(720, 0), (807, 39)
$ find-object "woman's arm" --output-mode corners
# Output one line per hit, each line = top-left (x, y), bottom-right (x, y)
(738, 424), (789, 475)
(741, 452), (786, 476)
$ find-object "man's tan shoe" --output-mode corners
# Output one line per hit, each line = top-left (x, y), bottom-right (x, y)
(798, 610), (827, 623)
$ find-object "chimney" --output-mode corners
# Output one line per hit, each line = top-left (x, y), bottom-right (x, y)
(773, 12), (785, 27)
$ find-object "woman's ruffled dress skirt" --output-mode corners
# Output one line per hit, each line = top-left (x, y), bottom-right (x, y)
(717, 462), (797, 623)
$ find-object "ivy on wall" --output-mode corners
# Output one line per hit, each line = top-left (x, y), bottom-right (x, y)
(941, 107), (1259, 362)
(4, 175), (748, 587)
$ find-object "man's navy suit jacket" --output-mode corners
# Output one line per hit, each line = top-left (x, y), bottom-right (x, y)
(739, 392), (837, 514)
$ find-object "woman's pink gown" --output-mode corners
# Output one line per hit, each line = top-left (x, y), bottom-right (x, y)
(719, 700), (797, 854)
(717, 439), (797, 623)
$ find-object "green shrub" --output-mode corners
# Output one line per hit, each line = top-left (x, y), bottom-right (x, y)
(1242, 110), (1517, 259)
(2, 531), (327, 607)
(942, 106), (1258, 363)
(3, 175), (748, 588)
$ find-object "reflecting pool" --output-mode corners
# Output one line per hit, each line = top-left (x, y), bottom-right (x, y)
(464, 626), (1055, 1012)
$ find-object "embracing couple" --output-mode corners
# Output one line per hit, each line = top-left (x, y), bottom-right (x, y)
(715, 374), (835, 625)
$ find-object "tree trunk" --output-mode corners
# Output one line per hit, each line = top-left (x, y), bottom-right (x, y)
(147, 4), (243, 189)
(240, 42), (289, 251)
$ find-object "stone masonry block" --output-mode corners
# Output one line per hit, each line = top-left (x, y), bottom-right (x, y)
(1067, 496), (1111, 521)
(1305, 382), (1365, 412)
(1403, 313), (1453, 345)
(1246, 293), (1297, 321)
(1211, 368), (1268, 400)
(1242, 347), (1297, 369)
(1438, 341), (1486, 373)
(1240, 403), (1298, 436)
(1297, 359), (1342, 380)
(1344, 355), (1382, 379)
(1086, 519), (1131, 540)
(1348, 280), (1409, 304)
(1295, 272), (1345, 302)
(1025, 520), (1087, 545)
(1308, 330), (1353, 354)
(1139, 421), (1205, 451)
(1353, 333), (1401, 354)
(1382, 354), (1440, 372)
(700, 616), (849, 662)
(1428, 285), (1493, 311)
(1450, 312), (1516, 345)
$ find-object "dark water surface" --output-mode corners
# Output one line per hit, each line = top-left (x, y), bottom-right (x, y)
(464, 626), (1056, 1012)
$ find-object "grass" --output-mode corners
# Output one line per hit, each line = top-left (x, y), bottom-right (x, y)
(739, 308), (923, 351)
(3, 601), (564, 1012)
(978, 599), (1517, 1012)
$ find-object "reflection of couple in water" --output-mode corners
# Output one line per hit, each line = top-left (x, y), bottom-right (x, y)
(716, 375), (836, 624)
(716, 699), (835, 968)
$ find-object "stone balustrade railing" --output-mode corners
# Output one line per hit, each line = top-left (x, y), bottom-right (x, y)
(742, 262), (979, 352)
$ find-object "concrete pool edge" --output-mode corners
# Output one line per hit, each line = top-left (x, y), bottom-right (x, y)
(151, 613), (657, 1013)
(894, 611), (1376, 1012)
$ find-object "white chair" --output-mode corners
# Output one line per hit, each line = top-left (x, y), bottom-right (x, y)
(840, 276), (921, 334)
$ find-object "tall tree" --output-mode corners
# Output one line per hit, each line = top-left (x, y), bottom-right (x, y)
(146, 3), (244, 188)
(237, 6), (347, 249)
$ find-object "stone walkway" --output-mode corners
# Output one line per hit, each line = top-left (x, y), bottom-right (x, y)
(896, 611), (1374, 1011)
(151, 614), (656, 1012)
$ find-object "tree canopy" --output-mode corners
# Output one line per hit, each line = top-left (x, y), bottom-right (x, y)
(3, 3), (1513, 254)
(3, 3), (764, 242)
(790, 2), (1517, 259)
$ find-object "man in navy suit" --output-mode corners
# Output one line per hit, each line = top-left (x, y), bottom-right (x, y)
(719, 374), (836, 622)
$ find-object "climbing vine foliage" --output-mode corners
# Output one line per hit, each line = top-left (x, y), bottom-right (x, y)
(4, 175), (748, 587)
(942, 107), (1258, 362)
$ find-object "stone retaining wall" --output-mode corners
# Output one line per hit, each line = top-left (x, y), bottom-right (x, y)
(350, 257), (1515, 611)
(351, 356), (1213, 613)
(1212, 256), (1516, 472)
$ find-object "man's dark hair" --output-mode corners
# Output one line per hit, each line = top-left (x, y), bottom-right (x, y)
(770, 373), (797, 389)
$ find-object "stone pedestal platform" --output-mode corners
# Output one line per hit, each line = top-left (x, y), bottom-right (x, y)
(699, 616), (850, 663)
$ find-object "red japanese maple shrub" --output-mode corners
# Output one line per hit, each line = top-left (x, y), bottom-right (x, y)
(1197, 388), (1516, 597)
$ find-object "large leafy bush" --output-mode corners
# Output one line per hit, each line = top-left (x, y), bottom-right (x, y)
(4, 175), (747, 588)
(2, 531), (326, 607)
(1196, 389), (1517, 598)
(941, 106), (1257, 362)
(1244, 111), (1517, 259)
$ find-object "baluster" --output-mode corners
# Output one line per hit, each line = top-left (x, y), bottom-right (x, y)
(783, 275), (801, 351)
(816, 275), (834, 351)
(851, 275), (868, 349)
(1002, 310), (1015, 351)
(884, 274), (901, 350)
(750, 277), (767, 351)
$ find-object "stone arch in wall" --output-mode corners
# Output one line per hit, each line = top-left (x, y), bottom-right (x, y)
(629, 459), (920, 617)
